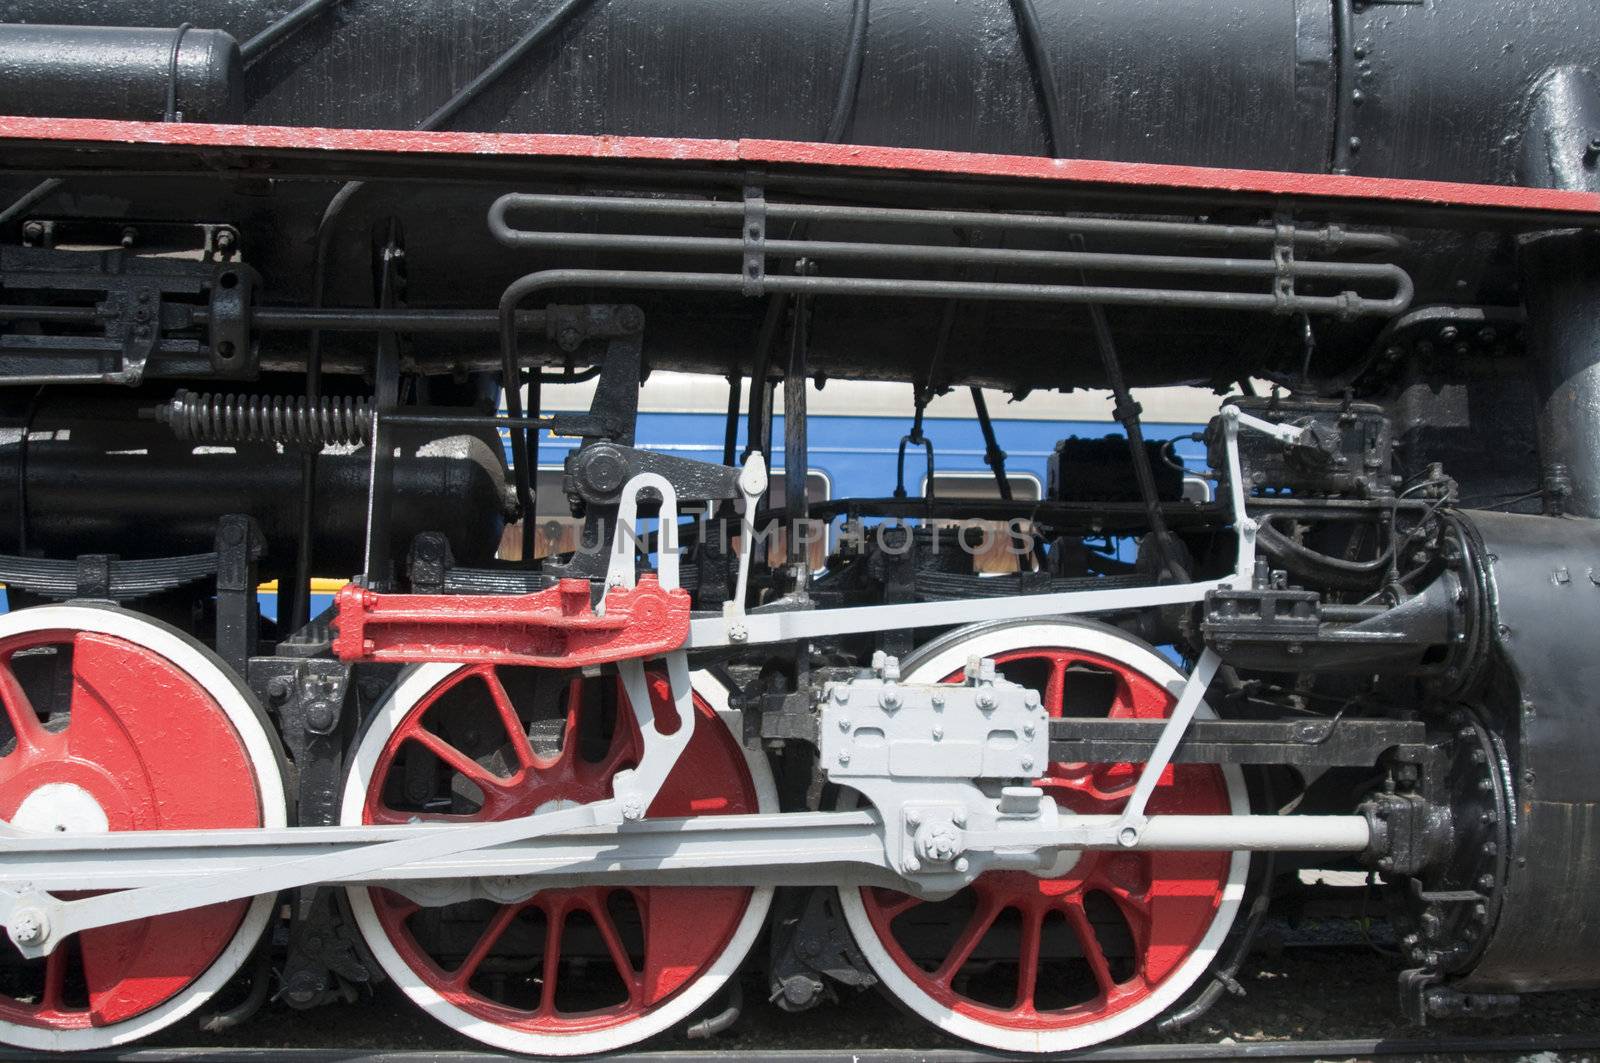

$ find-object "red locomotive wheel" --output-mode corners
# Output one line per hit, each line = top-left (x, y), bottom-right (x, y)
(0, 606), (285, 1052)
(344, 663), (775, 1056)
(839, 620), (1248, 1053)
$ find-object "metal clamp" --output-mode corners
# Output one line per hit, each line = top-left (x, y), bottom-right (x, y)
(1272, 220), (1296, 315)
(742, 185), (767, 296)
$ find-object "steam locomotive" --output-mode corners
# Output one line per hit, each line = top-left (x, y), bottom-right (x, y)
(0, 0), (1595, 1054)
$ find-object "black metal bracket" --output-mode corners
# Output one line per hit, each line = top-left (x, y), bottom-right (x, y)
(406, 531), (455, 594)
(766, 887), (876, 1013)
(545, 328), (644, 444)
(565, 442), (743, 509)
(1048, 716), (1426, 767)
(214, 514), (264, 675)
(0, 244), (256, 384)
(742, 184), (766, 296)
(247, 654), (372, 1008)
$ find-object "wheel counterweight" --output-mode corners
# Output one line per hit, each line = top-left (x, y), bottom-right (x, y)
(0, 605), (286, 1052)
(839, 620), (1249, 1053)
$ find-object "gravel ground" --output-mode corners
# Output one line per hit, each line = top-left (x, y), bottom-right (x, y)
(140, 922), (1600, 1058)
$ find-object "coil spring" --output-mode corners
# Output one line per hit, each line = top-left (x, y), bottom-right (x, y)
(155, 390), (372, 447)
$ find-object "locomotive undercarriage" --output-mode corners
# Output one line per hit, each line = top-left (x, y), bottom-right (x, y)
(0, 126), (1595, 1056)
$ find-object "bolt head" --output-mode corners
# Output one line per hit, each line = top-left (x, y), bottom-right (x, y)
(1019, 755), (1034, 771)
(932, 727), (943, 741)
(10, 909), (46, 947)
(837, 717), (851, 732)
(955, 858), (970, 873)
(305, 700), (337, 733)
(836, 751), (851, 766)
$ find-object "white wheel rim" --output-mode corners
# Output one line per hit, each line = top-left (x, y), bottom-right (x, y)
(836, 620), (1249, 1054)
(0, 604), (285, 1053)
(343, 664), (776, 1056)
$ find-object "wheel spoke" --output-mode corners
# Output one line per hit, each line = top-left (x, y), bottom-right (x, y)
(587, 892), (641, 1003)
(932, 895), (1003, 985)
(451, 903), (521, 988)
(408, 728), (505, 793)
(539, 677), (586, 775)
(481, 669), (535, 770)
(1043, 656), (1069, 717)
(0, 656), (46, 751)
(1063, 897), (1117, 995)
(536, 900), (567, 1016)
(1015, 908), (1043, 1010)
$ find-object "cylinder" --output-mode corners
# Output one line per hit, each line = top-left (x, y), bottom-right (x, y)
(0, 24), (242, 123)
(0, 397), (507, 576)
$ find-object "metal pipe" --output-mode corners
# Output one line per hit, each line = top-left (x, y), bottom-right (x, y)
(785, 283), (812, 570)
(488, 227), (1407, 290)
(240, 0), (345, 65)
(243, 306), (549, 333)
(498, 265), (1409, 322)
(380, 411), (553, 431)
(1118, 814), (1370, 851)
(494, 194), (1404, 253)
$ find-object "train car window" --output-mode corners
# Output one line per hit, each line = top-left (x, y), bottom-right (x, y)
(766, 469), (832, 571)
(922, 472), (1042, 574)
(924, 472), (1042, 502)
(499, 467), (584, 561)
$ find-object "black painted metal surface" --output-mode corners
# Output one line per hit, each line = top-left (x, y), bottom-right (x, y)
(0, 23), (241, 122)
(1461, 510), (1600, 992)
(0, 0), (1590, 183)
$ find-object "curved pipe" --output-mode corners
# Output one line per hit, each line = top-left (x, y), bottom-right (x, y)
(1256, 515), (1394, 592)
